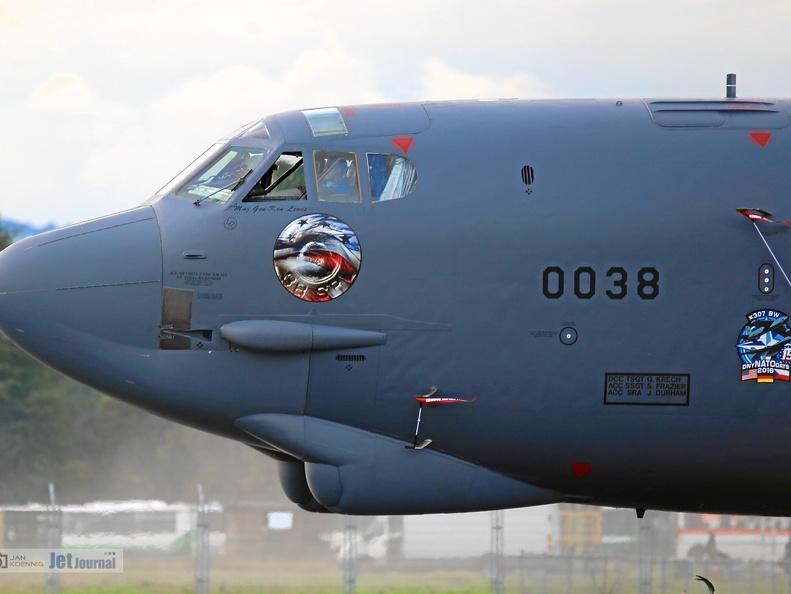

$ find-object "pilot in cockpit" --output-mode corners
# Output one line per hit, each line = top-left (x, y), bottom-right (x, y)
(318, 158), (357, 202)
(213, 151), (253, 186)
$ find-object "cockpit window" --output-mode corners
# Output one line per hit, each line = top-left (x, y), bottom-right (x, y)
(314, 151), (361, 203)
(240, 120), (270, 140)
(176, 146), (268, 204)
(367, 154), (418, 201)
(302, 108), (348, 137)
(244, 152), (305, 201)
(156, 143), (225, 196)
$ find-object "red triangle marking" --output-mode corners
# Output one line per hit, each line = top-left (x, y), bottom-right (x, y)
(749, 131), (772, 148)
(391, 136), (415, 153)
(571, 462), (593, 478)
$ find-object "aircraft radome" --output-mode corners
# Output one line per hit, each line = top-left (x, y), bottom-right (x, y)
(2, 79), (791, 516)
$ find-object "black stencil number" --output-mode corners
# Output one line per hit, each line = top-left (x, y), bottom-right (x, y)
(542, 266), (659, 301)
(637, 267), (660, 300)
(573, 267), (595, 299)
(605, 267), (627, 299)
(542, 266), (564, 299)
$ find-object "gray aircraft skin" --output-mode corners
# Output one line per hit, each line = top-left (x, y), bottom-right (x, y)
(1, 97), (790, 516)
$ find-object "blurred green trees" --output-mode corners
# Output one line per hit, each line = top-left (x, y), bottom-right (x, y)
(0, 331), (286, 505)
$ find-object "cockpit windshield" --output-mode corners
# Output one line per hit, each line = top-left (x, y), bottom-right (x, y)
(176, 146), (269, 204)
(244, 152), (305, 201)
(156, 143), (225, 197)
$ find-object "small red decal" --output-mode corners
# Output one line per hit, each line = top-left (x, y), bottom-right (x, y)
(571, 463), (593, 478)
(342, 107), (357, 119)
(391, 136), (415, 153)
(749, 131), (772, 148)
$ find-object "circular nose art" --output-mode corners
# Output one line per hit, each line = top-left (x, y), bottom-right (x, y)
(274, 214), (362, 302)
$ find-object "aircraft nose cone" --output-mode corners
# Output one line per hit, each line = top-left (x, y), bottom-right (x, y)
(0, 208), (162, 373)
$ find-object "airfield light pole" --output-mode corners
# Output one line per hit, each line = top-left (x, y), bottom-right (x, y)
(490, 510), (505, 594)
(342, 517), (358, 594)
(638, 514), (653, 594)
(45, 482), (61, 594)
(194, 484), (210, 594)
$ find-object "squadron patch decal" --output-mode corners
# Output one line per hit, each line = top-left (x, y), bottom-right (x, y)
(274, 214), (361, 302)
(736, 310), (791, 382)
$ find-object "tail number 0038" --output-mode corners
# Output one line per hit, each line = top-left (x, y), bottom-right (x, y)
(541, 266), (659, 300)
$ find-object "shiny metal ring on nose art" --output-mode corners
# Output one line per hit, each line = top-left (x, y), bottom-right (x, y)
(273, 214), (361, 302)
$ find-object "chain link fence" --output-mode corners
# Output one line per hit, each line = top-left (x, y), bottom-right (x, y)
(2, 495), (791, 594)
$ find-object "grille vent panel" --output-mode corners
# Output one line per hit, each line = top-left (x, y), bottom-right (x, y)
(336, 354), (367, 362)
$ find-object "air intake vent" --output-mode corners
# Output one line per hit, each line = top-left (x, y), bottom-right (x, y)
(521, 165), (535, 185)
(336, 354), (366, 362)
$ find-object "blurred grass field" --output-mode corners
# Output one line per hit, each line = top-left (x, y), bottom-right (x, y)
(1, 552), (788, 594)
(0, 555), (494, 593)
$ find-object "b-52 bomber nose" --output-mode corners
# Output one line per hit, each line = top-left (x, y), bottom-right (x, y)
(0, 207), (162, 393)
(6, 93), (791, 518)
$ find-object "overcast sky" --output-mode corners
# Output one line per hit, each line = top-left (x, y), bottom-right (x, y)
(2, 0), (791, 227)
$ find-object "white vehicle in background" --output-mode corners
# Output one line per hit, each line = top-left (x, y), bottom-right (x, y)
(324, 506), (559, 566)
(0, 500), (225, 553)
(676, 514), (791, 562)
